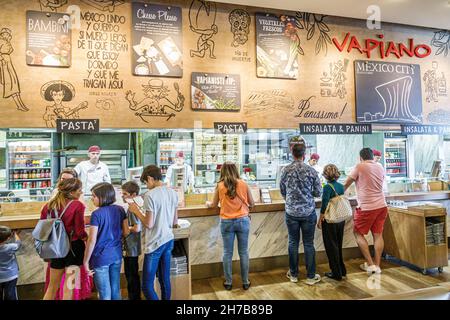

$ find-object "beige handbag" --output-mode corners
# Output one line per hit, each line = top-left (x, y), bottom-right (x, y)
(324, 184), (353, 223)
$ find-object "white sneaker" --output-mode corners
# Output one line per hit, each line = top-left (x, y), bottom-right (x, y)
(360, 262), (377, 275)
(305, 274), (321, 285)
(286, 270), (298, 283)
(375, 266), (382, 274)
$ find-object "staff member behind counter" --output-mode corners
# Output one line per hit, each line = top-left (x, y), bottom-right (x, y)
(74, 145), (111, 195)
(165, 151), (195, 192)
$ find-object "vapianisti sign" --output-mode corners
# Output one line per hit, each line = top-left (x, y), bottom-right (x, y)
(214, 122), (247, 134)
(354, 60), (422, 124)
(191, 73), (241, 111)
(300, 123), (372, 134)
(56, 119), (100, 133)
(401, 125), (450, 135)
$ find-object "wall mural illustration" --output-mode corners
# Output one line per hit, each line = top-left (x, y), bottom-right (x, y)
(189, 0), (218, 59)
(229, 9), (250, 47)
(294, 12), (332, 56)
(39, 0), (68, 12)
(125, 79), (184, 122)
(0, 28), (29, 112)
(320, 59), (349, 99)
(95, 98), (114, 111)
(81, 0), (124, 13)
(244, 90), (294, 116)
(423, 61), (447, 103)
(430, 30), (450, 57)
(41, 80), (88, 128)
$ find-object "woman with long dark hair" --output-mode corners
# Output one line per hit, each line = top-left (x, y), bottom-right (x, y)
(207, 162), (254, 290)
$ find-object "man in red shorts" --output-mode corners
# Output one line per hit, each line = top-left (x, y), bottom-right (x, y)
(344, 148), (387, 275)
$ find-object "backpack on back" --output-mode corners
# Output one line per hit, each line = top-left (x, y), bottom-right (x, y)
(32, 200), (73, 260)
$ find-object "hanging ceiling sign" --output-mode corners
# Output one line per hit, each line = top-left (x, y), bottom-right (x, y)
(299, 123), (372, 134)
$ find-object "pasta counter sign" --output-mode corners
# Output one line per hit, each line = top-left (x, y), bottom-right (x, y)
(300, 123), (372, 134)
(57, 119), (100, 133)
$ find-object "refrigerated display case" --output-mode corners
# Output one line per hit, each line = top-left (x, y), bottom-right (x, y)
(6, 133), (53, 193)
(157, 132), (193, 180)
(60, 150), (127, 185)
(194, 131), (242, 187)
(384, 133), (408, 179)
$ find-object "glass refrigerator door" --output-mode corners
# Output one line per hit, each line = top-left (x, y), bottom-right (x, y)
(7, 139), (53, 193)
(384, 138), (408, 178)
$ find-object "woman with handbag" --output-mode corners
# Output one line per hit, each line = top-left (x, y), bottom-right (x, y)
(206, 162), (254, 290)
(317, 164), (347, 281)
(40, 178), (88, 300)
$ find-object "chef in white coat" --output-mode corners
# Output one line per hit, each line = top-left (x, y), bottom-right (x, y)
(165, 151), (195, 192)
(308, 153), (323, 175)
(74, 145), (111, 195)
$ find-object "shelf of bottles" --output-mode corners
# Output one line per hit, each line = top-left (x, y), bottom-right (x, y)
(384, 140), (407, 178)
(158, 138), (193, 177)
(8, 140), (52, 190)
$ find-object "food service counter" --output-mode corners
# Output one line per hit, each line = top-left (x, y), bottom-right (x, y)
(1, 191), (449, 285)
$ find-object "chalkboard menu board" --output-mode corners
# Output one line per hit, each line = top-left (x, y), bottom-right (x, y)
(191, 73), (240, 111)
(255, 12), (298, 79)
(354, 60), (422, 124)
(26, 11), (71, 67)
(131, 2), (182, 77)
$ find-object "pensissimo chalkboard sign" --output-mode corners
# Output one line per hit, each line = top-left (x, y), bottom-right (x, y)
(26, 11), (71, 67)
(354, 60), (423, 124)
(300, 123), (372, 134)
(191, 72), (241, 111)
(131, 2), (182, 77)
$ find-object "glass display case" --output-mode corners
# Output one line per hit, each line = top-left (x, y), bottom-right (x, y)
(157, 132), (193, 180)
(194, 131), (242, 187)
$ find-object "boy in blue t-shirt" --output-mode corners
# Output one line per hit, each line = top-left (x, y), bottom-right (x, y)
(0, 226), (21, 300)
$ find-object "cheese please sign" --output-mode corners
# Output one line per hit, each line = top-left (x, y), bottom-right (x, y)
(332, 33), (432, 59)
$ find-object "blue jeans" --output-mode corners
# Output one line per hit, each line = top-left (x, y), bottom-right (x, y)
(142, 239), (174, 300)
(286, 213), (317, 279)
(220, 216), (250, 285)
(93, 259), (122, 300)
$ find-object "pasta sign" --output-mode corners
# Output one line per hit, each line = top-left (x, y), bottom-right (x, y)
(332, 33), (432, 59)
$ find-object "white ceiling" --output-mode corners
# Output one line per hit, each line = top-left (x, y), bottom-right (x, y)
(211, 0), (450, 30)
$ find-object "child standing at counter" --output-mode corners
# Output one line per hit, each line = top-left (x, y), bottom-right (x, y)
(121, 181), (142, 300)
(317, 164), (347, 281)
(0, 226), (21, 300)
(83, 183), (129, 300)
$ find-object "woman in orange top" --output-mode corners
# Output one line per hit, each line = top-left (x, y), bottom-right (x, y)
(207, 162), (254, 290)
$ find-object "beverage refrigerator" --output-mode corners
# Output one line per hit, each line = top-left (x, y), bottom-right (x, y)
(384, 132), (408, 179)
(6, 132), (54, 194)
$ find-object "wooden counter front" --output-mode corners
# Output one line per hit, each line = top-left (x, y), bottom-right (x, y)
(1, 191), (449, 229)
